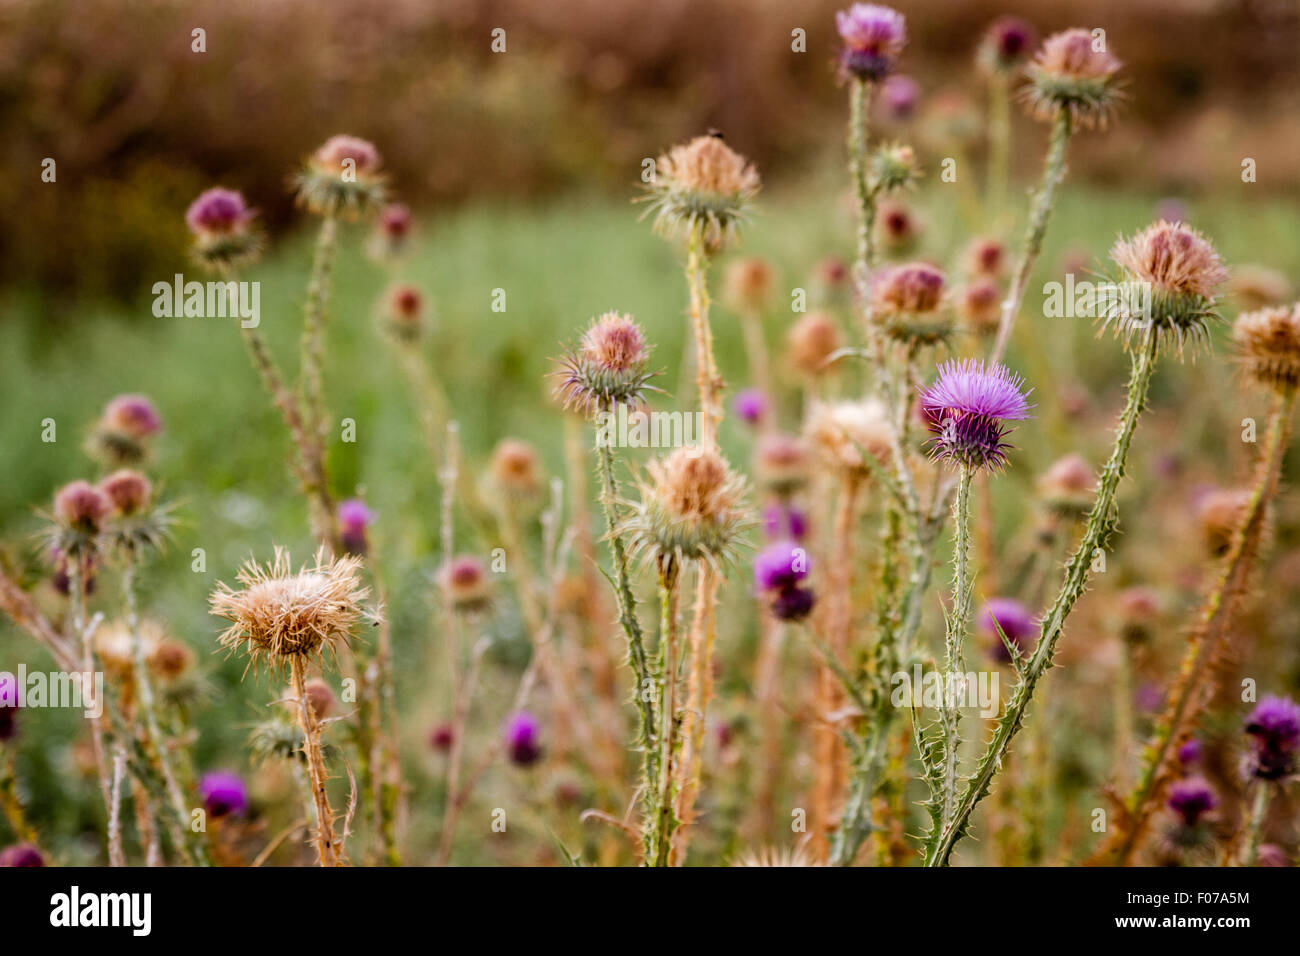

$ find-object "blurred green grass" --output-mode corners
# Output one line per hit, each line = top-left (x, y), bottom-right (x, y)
(2, 180), (1298, 861)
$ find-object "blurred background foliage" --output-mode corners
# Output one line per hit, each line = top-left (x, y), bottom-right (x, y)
(1, 0), (1298, 304)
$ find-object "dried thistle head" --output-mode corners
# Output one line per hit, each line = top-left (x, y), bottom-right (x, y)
(380, 283), (427, 343)
(754, 432), (810, 495)
(294, 134), (387, 219)
(1233, 303), (1300, 395)
(1104, 221), (1228, 356)
(787, 311), (845, 377)
(185, 187), (262, 274)
(437, 555), (492, 615)
(873, 263), (951, 346)
(804, 399), (893, 478)
(724, 257), (775, 315)
(554, 311), (658, 416)
(90, 394), (162, 465)
(94, 618), (163, 682)
(977, 16), (1037, 76)
(1037, 453), (1094, 519)
(644, 134), (760, 253)
(623, 447), (750, 570)
(1023, 28), (1122, 129)
(209, 549), (369, 672)
(1195, 487), (1253, 558)
(484, 438), (545, 512)
(957, 278), (1002, 338)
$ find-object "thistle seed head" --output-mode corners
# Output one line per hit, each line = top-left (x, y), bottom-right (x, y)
(209, 548), (369, 671)
(957, 278), (1002, 338)
(787, 311), (844, 377)
(645, 134), (760, 253)
(1023, 28), (1122, 129)
(294, 134), (387, 219)
(624, 447), (750, 569)
(1195, 486), (1252, 558)
(1104, 221), (1228, 356)
(804, 399), (893, 477)
(485, 439), (544, 511)
(1233, 303), (1300, 395)
(554, 312), (657, 416)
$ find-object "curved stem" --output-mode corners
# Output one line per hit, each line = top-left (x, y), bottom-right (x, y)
(290, 654), (339, 866)
(929, 329), (1159, 866)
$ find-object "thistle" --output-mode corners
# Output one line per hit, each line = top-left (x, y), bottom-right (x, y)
(754, 540), (815, 622)
(1103, 220), (1228, 354)
(504, 711), (544, 767)
(835, 4), (907, 83)
(368, 202), (414, 263)
(643, 133), (760, 254)
(957, 278), (1001, 338)
(209, 548), (369, 866)
(380, 284), (428, 343)
(294, 134), (387, 220)
(977, 16), (1037, 77)
(874, 263), (950, 347)
(88, 394), (163, 466)
(199, 771), (248, 819)
(978, 17), (1037, 216)
(554, 311), (658, 417)
(337, 498), (374, 556)
(978, 597), (1037, 663)
(919, 359), (1032, 472)
(185, 187), (261, 274)
(436, 555), (492, 615)
(1241, 695), (1300, 864)
(1233, 303), (1300, 395)
(787, 311), (845, 379)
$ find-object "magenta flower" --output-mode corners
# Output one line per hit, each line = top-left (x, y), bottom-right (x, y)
(754, 541), (809, 592)
(1245, 694), (1300, 780)
(337, 498), (374, 556)
(185, 188), (254, 237)
(763, 503), (807, 541)
(199, 770), (248, 818)
(429, 722), (455, 753)
(880, 74), (920, 119)
(1177, 737), (1202, 770)
(104, 394), (163, 438)
(1166, 777), (1216, 828)
(505, 711), (543, 767)
(836, 4), (907, 81)
(0, 672), (17, 742)
(733, 388), (768, 426)
(0, 843), (45, 867)
(919, 359), (1031, 471)
(978, 597), (1036, 661)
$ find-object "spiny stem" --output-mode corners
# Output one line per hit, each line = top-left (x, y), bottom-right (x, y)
(290, 654), (339, 866)
(1241, 784), (1271, 866)
(650, 559), (681, 867)
(671, 563), (719, 864)
(68, 558), (116, 861)
(686, 226), (721, 446)
(941, 465), (975, 835)
(930, 329), (1159, 866)
(1110, 387), (1296, 863)
(990, 107), (1072, 366)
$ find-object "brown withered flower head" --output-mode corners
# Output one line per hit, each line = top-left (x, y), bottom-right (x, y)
(804, 399), (894, 478)
(210, 548), (369, 672)
(873, 262), (951, 346)
(644, 133), (760, 253)
(787, 311), (845, 378)
(1233, 303), (1300, 395)
(1023, 28), (1122, 129)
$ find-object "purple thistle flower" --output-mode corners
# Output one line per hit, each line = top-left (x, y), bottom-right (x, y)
(1245, 694), (1300, 780)
(919, 359), (1032, 471)
(337, 498), (374, 556)
(429, 722), (454, 753)
(762, 503), (808, 541)
(836, 4), (906, 82)
(0, 672), (18, 742)
(505, 711), (543, 767)
(754, 540), (809, 592)
(733, 388), (768, 426)
(978, 597), (1036, 662)
(1177, 737), (1202, 770)
(0, 843), (45, 867)
(769, 585), (816, 622)
(185, 188), (254, 236)
(880, 74), (920, 119)
(199, 770), (248, 818)
(1166, 776), (1216, 828)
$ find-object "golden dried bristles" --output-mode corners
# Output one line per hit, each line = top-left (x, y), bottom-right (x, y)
(805, 399), (894, 477)
(1105, 220), (1228, 354)
(624, 446), (750, 568)
(725, 257), (775, 315)
(787, 311), (845, 377)
(732, 844), (823, 867)
(210, 549), (369, 670)
(485, 438), (544, 508)
(646, 134), (760, 252)
(1233, 303), (1300, 395)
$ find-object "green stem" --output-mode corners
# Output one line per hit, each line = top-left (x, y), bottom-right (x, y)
(1242, 784), (1271, 866)
(940, 465), (975, 834)
(650, 559), (681, 866)
(929, 329), (1159, 866)
(990, 107), (1072, 365)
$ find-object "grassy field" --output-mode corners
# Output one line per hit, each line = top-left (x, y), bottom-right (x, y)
(3, 178), (1298, 862)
